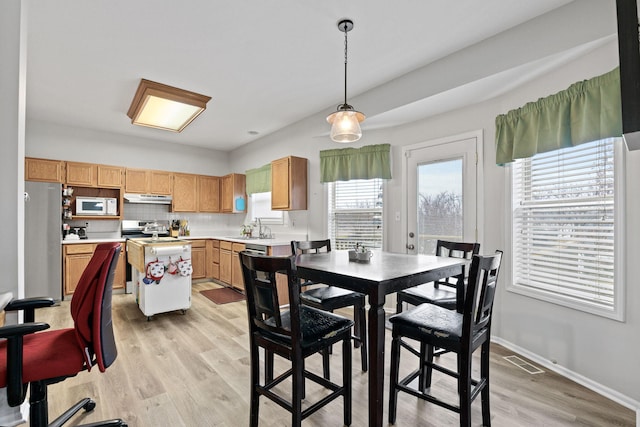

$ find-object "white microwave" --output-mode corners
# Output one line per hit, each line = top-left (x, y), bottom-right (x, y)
(76, 197), (117, 216)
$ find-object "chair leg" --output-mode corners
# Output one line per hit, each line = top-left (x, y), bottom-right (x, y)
(291, 355), (304, 427)
(388, 333), (401, 424)
(265, 349), (274, 383)
(418, 342), (434, 392)
(481, 341), (492, 427)
(250, 345), (261, 427)
(357, 301), (368, 372)
(342, 337), (352, 426)
(459, 352), (472, 427)
(321, 348), (330, 380)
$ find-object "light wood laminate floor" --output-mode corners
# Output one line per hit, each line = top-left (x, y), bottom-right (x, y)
(33, 282), (634, 426)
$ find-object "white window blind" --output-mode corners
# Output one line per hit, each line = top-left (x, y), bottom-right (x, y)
(511, 138), (623, 318)
(328, 179), (383, 250)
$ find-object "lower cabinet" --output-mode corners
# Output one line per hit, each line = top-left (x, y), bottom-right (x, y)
(63, 242), (125, 296)
(206, 240), (220, 280)
(231, 243), (245, 290)
(190, 240), (206, 279)
(219, 241), (232, 284)
(216, 240), (245, 290)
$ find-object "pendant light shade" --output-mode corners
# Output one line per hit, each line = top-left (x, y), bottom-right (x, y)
(327, 108), (365, 143)
(327, 19), (365, 143)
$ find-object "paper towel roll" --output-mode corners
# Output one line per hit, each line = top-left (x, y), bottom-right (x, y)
(149, 245), (189, 256)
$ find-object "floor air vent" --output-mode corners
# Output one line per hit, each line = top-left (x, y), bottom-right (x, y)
(503, 355), (544, 374)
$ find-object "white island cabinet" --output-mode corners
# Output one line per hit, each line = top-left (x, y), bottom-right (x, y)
(127, 238), (192, 320)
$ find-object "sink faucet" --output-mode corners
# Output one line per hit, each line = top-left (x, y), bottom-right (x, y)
(256, 218), (263, 238)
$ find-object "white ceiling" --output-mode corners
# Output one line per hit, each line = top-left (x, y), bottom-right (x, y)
(24, 0), (616, 152)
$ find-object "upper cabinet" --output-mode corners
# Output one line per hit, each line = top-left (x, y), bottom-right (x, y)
(124, 168), (148, 193)
(198, 175), (220, 213)
(172, 173), (198, 212)
(150, 170), (173, 195)
(25, 158), (65, 183)
(271, 156), (307, 210)
(66, 162), (95, 186)
(125, 168), (172, 195)
(97, 165), (124, 188)
(221, 173), (246, 213)
(66, 162), (123, 188)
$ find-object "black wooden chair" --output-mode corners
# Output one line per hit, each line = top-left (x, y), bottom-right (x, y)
(396, 240), (480, 314)
(396, 240), (480, 360)
(0, 242), (126, 427)
(388, 251), (503, 427)
(240, 251), (353, 427)
(292, 240), (367, 373)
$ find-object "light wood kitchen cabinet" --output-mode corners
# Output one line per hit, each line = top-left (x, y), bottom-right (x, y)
(206, 239), (220, 280)
(66, 162), (96, 187)
(198, 175), (220, 213)
(231, 242), (246, 290)
(172, 173), (198, 212)
(221, 173), (246, 213)
(124, 168), (149, 193)
(25, 157), (65, 183)
(63, 242), (125, 296)
(219, 240), (232, 284)
(125, 168), (173, 195)
(190, 240), (206, 279)
(97, 165), (123, 188)
(271, 156), (307, 210)
(150, 170), (173, 195)
(66, 162), (123, 188)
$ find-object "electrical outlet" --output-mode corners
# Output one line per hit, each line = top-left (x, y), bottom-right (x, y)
(85, 222), (89, 229)
(395, 211), (401, 221)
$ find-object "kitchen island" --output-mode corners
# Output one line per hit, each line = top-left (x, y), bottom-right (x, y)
(127, 237), (192, 320)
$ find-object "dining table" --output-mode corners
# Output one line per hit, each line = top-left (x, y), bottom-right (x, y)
(295, 250), (466, 427)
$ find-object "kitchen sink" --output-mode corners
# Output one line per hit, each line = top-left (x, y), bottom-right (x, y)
(225, 236), (259, 240)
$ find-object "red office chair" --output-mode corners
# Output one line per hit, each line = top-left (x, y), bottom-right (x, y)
(0, 242), (126, 427)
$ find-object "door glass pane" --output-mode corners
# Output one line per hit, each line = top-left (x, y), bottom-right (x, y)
(417, 158), (463, 254)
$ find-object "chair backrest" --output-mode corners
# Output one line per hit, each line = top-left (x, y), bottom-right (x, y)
(240, 251), (302, 341)
(462, 251), (503, 340)
(435, 240), (480, 288)
(291, 239), (331, 255)
(70, 242), (121, 372)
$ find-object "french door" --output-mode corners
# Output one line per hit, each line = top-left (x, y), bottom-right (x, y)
(404, 132), (481, 255)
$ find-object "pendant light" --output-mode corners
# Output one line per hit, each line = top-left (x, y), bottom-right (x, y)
(326, 19), (365, 143)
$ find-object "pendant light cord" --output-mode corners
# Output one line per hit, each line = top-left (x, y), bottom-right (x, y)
(343, 21), (349, 107)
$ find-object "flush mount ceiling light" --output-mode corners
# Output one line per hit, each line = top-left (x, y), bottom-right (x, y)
(326, 19), (365, 143)
(127, 79), (212, 132)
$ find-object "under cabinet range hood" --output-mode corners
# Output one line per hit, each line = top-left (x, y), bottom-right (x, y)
(124, 193), (173, 204)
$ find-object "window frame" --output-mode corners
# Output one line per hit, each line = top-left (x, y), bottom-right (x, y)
(507, 138), (626, 321)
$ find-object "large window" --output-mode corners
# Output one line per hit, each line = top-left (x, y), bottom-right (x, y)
(328, 179), (383, 250)
(510, 138), (624, 320)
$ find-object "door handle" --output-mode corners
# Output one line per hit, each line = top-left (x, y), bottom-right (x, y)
(406, 244), (415, 250)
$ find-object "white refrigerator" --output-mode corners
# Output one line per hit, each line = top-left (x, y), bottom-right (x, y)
(24, 181), (62, 301)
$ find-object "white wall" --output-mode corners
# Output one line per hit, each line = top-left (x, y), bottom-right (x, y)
(229, 40), (640, 407)
(26, 119), (231, 175)
(1, 1), (27, 306)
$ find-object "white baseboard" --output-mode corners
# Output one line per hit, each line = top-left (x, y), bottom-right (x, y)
(492, 336), (640, 417)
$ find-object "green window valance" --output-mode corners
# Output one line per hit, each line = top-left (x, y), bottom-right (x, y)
(495, 67), (622, 164)
(245, 164), (271, 195)
(320, 143), (392, 183)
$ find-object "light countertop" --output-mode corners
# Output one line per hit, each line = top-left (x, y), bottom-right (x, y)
(62, 238), (126, 245)
(61, 234), (305, 247)
(185, 235), (295, 247)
